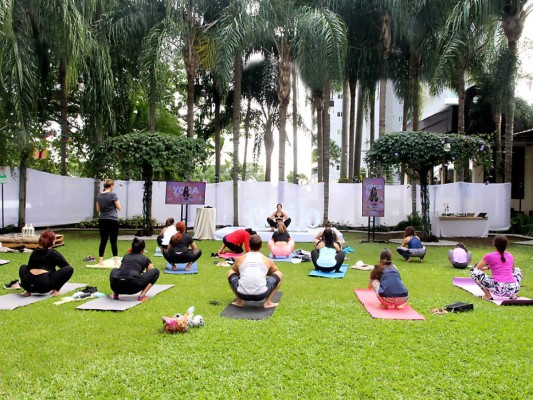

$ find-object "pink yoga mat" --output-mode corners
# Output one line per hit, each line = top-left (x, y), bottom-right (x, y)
(452, 277), (533, 306)
(218, 252), (244, 259)
(354, 289), (425, 320)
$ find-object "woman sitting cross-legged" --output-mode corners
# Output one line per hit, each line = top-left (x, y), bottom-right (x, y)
(163, 221), (202, 271)
(268, 222), (295, 258)
(368, 249), (409, 309)
(19, 230), (74, 297)
(311, 229), (345, 273)
(396, 226), (426, 262)
(470, 234), (522, 300)
(448, 242), (472, 269)
(110, 238), (160, 301)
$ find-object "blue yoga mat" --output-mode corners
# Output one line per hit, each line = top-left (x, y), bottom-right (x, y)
(268, 253), (295, 262)
(164, 261), (198, 275)
(308, 264), (348, 279)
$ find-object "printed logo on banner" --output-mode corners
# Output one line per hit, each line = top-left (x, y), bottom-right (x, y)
(362, 177), (385, 217)
(165, 182), (206, 205)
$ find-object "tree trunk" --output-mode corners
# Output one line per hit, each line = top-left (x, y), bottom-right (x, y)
(419, 168), (430, 240)
(214, 86), (221, 183)
(410, 53), (421, 131)
(142, 162), (154, 236)
(292, 62), (298, 184)
(323, 84), (331, 221)
(184, 39), (198, 138)
(278, 43), (291, 182)
(264, 116), (274, 182)
(369, 88), (375, 146)
(455, 66), (467, 182)
(232, 54), (243, 226)
(60, 59), (68, 176)
(242, 98), (251, 181)
(503, 45), (518, 183)
(314, 91), (324, 182)
(17, 152), (28, 229)
(378, 77), (387, 137)
(354, 86), (364, 180)
(348, 79), (356, 181)
(340, 80), (349, 180)
(149, 67), (156, 132)
(493, 111), (503, 183)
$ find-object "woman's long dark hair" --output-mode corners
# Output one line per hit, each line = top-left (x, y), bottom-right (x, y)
(493, 235), (508, 262)
(323, 229), (335, 248)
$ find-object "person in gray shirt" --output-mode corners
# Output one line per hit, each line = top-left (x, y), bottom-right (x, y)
(96, 179), (122, 267)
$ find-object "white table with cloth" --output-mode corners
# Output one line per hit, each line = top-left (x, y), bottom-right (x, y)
(432, 216), (490, 238)
(193, 207), (216, 240)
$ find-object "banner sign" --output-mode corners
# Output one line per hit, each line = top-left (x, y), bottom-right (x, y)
(165, 182), (206, 205)
(362, 177), (385, 217)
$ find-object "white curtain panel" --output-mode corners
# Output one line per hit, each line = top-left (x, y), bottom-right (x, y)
(1, 168), (511, 230)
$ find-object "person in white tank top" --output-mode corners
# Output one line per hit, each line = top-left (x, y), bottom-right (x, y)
(227, 235), (283, 309)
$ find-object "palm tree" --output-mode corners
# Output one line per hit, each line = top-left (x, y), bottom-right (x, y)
(449, 0), (532, 182)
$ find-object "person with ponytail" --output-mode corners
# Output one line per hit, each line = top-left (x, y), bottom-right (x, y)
(470, 235), (522, 300)
(157, 217), (177, 250)
(368, 248), (409, 309)
(96, 179), (122, 267)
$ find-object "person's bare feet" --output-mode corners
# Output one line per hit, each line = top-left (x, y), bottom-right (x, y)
(406, 258), (412, 263)
(378, 304), (389, 309)
(231, 300), (245, 307)
(482, 294), (493, 301)
(395, 304), (405, 310)
(20, 291), (32, 297)
(171, 263), (177, 271)
(50, 290), (61, 297)
(185, 262), (192, 271)
(263, 301), (278, 309)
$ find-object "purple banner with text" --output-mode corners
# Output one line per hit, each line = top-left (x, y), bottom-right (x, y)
(362, 177), (385, 217)
(165, 182), (206, 205)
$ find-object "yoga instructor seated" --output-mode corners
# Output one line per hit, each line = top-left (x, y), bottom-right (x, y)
(311, 229), (345, 273)
(218, 228), (256, 255)
(268, 223), (295, 258)
(313, 220), (341, 249)
(470, 234), (522, 300)
(110, 238), (160, 301)
(227, 234), (283, 308)
(163, 221), (202, 270)
(19, 230), (74, 297)
(267, 203), (291, 229)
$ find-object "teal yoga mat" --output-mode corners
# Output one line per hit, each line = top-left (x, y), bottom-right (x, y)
(308, 264), (348, 278)
(164, 261), (198, 274)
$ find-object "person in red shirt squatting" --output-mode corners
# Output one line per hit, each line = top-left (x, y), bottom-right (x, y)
(218, 228), (257, 255)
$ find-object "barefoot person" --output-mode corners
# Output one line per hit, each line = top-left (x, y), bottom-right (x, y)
(19, 230), (74, 297)
(470, 234), (522, 300)
(266, 203), (291, 229)
(96, 179), (122, 266)
(110, 238), (159, 301)
(227, 234), (283, 309)
(218, 228), (256, 255)
(368, 249), (409, 309)
(163, 221), (202, 271)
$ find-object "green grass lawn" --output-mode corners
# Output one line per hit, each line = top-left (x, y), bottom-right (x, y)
(0, 231), (532, 399)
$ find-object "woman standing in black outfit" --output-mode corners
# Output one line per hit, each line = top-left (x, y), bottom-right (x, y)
(96, 179), (122, 267)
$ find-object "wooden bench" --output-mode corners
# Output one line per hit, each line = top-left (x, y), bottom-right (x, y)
(0, 234), (64, 249)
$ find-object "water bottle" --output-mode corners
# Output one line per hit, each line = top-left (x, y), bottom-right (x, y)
(22, 224), (30, 237)
(28, 224), (35, 237)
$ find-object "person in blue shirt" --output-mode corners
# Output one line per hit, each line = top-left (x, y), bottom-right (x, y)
(311, 229), (345, 273)
(368, 249), (409, 309)
(396, 226), (426, 262)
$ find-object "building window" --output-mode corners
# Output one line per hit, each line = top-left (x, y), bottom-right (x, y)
(337, 112), (343, 117)
(336, 165), (340, 170)
(337, 94), (342, 99)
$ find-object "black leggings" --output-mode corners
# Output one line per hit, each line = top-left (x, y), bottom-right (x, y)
(110, 268), (160, 295)
(99, 219), (119, 257)
(311, 249), (345, 272)
(19, 265), (74, 293)
(164, 249), (202, 264)
(223, 237), (244, 253)
(267, 218), (292, 228)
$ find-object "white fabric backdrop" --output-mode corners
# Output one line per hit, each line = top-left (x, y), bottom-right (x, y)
(0, 168), (511, 230)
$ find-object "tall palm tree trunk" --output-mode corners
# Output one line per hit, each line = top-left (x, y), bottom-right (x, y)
(378, 77), (387, 137)
(60, 59), (68, 176)
(292, 62), (298, 184)
(456, 66), (467, 181)
(242, 98), (251, 181)
(493, 111), (503, 183)
(214, 87), (222, 183)
(184, 41), (198, 138)
(340, 80), (349, 179)
(149, 68), (157, 132)
(323, 84), (331, 221)
(232, 54), (243, 226)
(264, 116), (274, 182)
(348, 79), (356, 181)
(379, 11), (391, 138)
(410, 53), (421, 131)
(314, 92), (324, 182)
(354, 86), (364, 180)
(278, 43), (291, 182)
